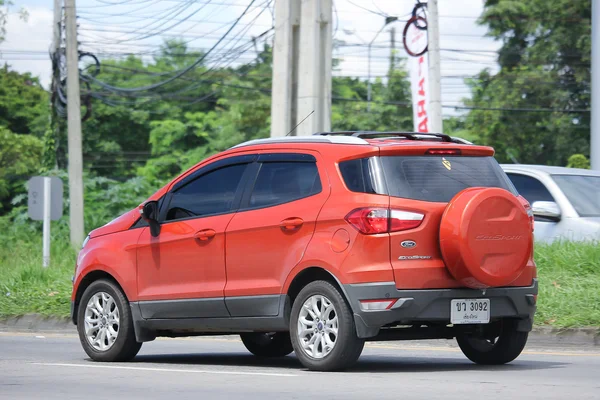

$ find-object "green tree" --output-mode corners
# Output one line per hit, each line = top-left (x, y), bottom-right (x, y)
(0, 66), (48, 136)
(0, 127), (42, 212)
(566, 154), (590, 169)
(457, 0), (591, 165)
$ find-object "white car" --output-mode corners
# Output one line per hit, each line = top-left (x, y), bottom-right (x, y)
(501, 164), (600, 243)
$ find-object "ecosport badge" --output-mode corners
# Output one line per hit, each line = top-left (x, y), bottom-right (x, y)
(442, 157), (452, 170)
(398, 255), (432, 260)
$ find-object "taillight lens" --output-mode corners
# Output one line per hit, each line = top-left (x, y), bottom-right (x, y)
(390, 209), (425, 231)
(345, 208), (424, 234)
(345, 208), (389, 234)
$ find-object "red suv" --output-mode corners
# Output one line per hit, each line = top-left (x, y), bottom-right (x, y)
(72, 132), (537, 371)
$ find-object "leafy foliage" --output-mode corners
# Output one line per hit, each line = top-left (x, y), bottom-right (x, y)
(566, 154), (591, 169)
(451, 0), (592, 165)
(0, 66), (48, 136)
(0, 127), (42, 212)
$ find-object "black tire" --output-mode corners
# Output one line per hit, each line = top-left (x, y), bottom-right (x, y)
(77, 279), (142, 362)
(456, 319), (528, 365)
(240, 332), (294, 358)
(290, 280), (364, 371)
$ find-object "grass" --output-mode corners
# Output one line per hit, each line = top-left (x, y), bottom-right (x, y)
(0, 230), (599, 327)
(534, 241), (600, 328)
(0, 227), (76, 318)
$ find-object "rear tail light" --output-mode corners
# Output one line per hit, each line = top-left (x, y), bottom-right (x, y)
(359, 299), (397, 311)
(525, 205), (534, 231)
(345, 208), (424, 234)
(390, 209), (425, 231)
(425, 149), (461, 155)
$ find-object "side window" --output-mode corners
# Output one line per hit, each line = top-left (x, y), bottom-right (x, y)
(506, 173), (555, 204)
(339, 158), (376, 194)
(165, 164), (247, 221)
(248, 162), (322, 208)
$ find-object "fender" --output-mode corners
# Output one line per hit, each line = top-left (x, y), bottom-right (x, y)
(73, 230), (140, 302)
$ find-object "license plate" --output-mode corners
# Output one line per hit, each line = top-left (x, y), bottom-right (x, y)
(450, 299), (490, 324)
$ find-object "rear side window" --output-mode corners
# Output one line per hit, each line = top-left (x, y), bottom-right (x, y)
(249, 162), (321, 208)
(381, 156), (514, 202)
(339, 158), (376, 194)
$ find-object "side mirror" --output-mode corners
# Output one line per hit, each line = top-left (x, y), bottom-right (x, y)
(140, 201), (161, 237)
(531, 201), (561, 222)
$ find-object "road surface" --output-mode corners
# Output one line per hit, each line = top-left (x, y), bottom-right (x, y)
(0, 332), (599, 399)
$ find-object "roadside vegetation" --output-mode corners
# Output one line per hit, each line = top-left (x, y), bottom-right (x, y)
(1, 223), (598, 328)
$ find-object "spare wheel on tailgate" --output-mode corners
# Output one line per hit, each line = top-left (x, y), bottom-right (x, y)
(439, 187), (532, 289)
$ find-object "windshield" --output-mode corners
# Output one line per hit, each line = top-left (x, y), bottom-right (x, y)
(552, 175), (600, 217)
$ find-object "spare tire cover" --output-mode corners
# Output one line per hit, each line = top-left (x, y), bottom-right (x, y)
(440, 187), (532, 289)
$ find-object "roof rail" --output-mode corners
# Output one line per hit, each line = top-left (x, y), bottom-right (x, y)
(315, 131), (472, 144)
(229, 135), (369, 149)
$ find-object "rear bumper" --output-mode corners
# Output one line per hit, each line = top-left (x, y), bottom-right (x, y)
(343, 279), (538, 338)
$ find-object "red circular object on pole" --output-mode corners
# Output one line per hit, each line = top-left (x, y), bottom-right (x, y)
(403, 16), (428, 57)
(439, 188), (533, 289)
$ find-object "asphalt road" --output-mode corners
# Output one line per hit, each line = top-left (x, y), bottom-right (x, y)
(1, 332), (599, 400)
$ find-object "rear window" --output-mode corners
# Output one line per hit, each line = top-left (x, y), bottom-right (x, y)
(380, 156), (514, 202)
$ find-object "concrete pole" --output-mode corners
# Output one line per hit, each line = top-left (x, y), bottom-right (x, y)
(367, 18), (397, 113)
(296, 0), (332, 136)
(52, 0), (61, 55)
(591, 0), (600, 170)
(389, 27), (396, 77)
(427, 0), (443, 133)
(65, 0), (85, 247)
(367, 44), (372, 112)
(270, 0), (300, 137)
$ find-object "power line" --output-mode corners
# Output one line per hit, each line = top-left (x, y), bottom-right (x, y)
(81, 0), (262, 93)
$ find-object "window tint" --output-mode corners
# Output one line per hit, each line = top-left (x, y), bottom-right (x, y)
(165, 164), (247, 221)
(506, 174), (555, 204)
(381, 156), (513, 202)
(339, 158), (376, 194)
(249, 162), (321, 208)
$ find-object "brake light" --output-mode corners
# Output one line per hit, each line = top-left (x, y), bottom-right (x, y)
(345, 208), (388, 234)
(345, 208), (424, 234)
(390, 209), (425, 231)
(425, 149), (461, 155)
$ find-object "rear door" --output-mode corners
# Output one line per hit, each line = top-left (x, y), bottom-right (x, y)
(224, 152), (328, 316)
(379, 154), (518, 289)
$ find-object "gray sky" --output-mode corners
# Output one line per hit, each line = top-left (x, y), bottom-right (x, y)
(1, 0), (501, 116)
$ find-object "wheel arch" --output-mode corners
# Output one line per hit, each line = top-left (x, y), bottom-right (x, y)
(72, 270), (128, 325)
(285, 266), (355, 313)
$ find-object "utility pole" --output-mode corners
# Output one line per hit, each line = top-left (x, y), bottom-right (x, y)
(64, 0), (85, 247)
(367, 16), (397, 112)
(270, 0), (300, 137)
(52, 0), (61, 57)
(427, 0), (443, 133)
(591, 0), (600, 170)
(296, 0), (332, 136)
(389, 26), (396, 77)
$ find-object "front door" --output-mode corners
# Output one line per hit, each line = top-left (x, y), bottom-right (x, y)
(136, 160), (251, 319)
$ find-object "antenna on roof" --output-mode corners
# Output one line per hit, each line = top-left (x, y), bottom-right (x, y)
(286, 110), (315, 137)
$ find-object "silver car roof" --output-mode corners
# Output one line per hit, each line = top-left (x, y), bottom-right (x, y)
(500, 164), (600, 177)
